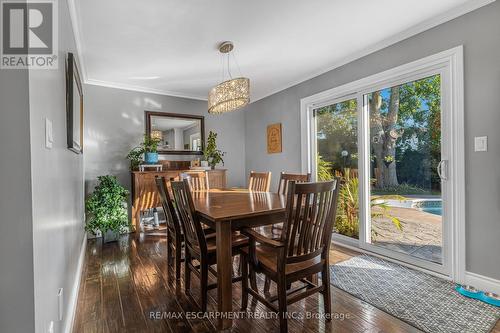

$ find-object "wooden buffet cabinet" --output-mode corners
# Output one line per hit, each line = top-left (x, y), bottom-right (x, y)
(131, 167), (227, 231)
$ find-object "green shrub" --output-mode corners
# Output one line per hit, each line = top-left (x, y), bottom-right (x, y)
(85, 175), (130, 236)
(334, 169), (403, 239)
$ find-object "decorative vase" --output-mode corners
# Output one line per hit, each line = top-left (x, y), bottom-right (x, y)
(144, 152), (158, 164)
(103, 229), (119, 243)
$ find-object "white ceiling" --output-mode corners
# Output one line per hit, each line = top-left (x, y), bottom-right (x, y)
(73, 0), (491, 102)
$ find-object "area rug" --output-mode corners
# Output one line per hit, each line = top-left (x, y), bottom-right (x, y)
(330, 254), (500, 333)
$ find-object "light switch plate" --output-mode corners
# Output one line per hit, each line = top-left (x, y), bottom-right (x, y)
(45, 118), (53, 149)
(474, 136), (487, 152)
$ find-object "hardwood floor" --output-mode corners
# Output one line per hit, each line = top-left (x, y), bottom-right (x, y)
(72, 229), (498, 333)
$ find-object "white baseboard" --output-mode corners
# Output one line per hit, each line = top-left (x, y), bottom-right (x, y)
(63, 235), (87, 333)
(464, 271), (500, 295)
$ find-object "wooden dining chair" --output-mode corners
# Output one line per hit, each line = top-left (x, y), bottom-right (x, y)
(265, 172), (312, 293)
(155, 176), (184, 280)
(248, 171), (272, 192)
(240, 179), (341, 333)
(273, 172), (311, 232)
(170, 179), (249, 312)
(180, 171), (209, 191)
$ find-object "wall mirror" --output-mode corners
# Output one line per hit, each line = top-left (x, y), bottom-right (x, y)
(145, 111), (204, 155)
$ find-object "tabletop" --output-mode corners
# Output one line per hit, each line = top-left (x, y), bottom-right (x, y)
(192, 189), (286, 222)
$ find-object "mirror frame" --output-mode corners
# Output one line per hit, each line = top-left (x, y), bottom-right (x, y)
(145, 111), (205, 155)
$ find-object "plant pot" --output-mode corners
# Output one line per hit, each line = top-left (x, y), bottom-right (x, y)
(201, 160), (209, 168)
(144, 152), (158, 164)
(103, 229), (119, 243)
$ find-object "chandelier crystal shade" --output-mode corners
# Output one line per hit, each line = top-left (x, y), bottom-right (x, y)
(208, 77), (250, 114)
(208, 42), (250, 114)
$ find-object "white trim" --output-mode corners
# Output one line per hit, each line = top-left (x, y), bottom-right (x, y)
(451, 48), (466, 284)
(301, 46), (465, 281)
(332, 233), (359, 248)
(63, 235), (87, 333)
(85, 79), (208, 101)
(464, 271), (500, 295)
(332, 239), (452, 281)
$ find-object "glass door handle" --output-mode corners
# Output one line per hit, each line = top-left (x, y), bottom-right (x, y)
(437, 160), (448, 181)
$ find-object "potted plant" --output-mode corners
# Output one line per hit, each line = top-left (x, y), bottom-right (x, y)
(126, 146), (144, 171)
(141, 135), (161, 164)
(85, 175), (130, 243)
(203, 131), (225, 169)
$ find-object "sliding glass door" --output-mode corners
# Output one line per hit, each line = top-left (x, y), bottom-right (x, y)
(312, 71), (451, 275)
(361, 74), (448, 273)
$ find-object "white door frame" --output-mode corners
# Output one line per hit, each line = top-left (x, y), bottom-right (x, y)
(300, 46), (465, 282)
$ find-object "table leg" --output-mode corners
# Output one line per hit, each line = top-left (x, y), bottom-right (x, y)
(216, 221), (233, 330)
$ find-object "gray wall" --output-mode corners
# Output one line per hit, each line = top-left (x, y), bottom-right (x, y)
(28, 0), (85, 332)
(245, 2), (500, 280)
(84, 84), (247, 197)
(0, 67), (36, 332)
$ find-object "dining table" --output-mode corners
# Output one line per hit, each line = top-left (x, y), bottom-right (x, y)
(191, 188), (287, 330)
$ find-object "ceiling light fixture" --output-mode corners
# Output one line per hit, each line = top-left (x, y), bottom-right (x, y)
(208, 41), (250, 114)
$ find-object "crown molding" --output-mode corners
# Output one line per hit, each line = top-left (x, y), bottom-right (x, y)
(251, 0), (495, 103)
(67, 0), (494, 103)
(85, 79), (208, 101)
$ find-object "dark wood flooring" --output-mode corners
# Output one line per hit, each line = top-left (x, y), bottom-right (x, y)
(73, 228), (500, 333)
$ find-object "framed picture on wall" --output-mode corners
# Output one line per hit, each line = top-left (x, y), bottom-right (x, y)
(66, 52), (84, 154)
(267, 123), (282, 154)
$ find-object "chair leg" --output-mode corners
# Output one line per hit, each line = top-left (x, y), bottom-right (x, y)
(184, 251), (191, 293)
(175, 237), (182, 281)
(238, 254), (242, 275)
(264, 277), (271, 295)
(249, 267), (258, 291)
(240, 254), (248, 311)
(200, 259), (209, 313)
(166, 231), (173, 263)
(321, 267), (332, 319)
(277, 275), (288, 333)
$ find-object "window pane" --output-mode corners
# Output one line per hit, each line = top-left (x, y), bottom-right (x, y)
(366, 74), (442, 264)
(315, 98), (359, 239)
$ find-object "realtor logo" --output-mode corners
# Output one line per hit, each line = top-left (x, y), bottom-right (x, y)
(1, 0), (58, 69)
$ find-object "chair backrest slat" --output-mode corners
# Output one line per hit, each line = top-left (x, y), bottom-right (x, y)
(170, 179), (207, 254)
(248, 171), (271, 192)
(180, 171), (209, 191)
(155, 177), (182, 236)
(281, 179), (340, 264)
(277, 172), (311, 195)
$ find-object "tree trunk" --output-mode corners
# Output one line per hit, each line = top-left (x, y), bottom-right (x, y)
(383, 87), (400, 187)
(369, 91), (386, 188)
(370, 87), (401, 188)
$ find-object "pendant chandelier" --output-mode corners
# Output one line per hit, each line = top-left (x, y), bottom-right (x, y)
(208, 41), (250, 114)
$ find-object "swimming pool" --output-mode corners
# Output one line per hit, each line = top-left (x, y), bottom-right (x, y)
(415, 200), (442, 216)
